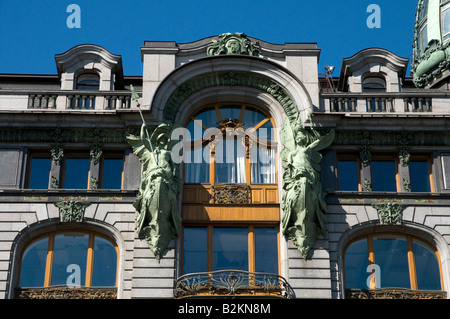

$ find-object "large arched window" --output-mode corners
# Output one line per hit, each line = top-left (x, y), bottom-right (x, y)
(344, 233), (444, 294)
(183, 103), (277, 185)
(17, 230), (118, 298)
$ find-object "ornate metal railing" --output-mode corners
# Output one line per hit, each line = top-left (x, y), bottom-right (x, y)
(345, 288), (447, 299)
(174, 270), (294, 299)
(211, 183), (251, 204)
(16, 286), (117, 299)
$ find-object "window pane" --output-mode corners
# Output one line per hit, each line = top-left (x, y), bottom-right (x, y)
(254, 228), (278, 274)
(220, 105), (241, 121)
(183, 227), (208, 274)
(51, 232), (89, 286)
(371, 160), (397, 192)
(102, 157), (123, 189)
(76, 74), (99, 90)
(241, 106), (267, 130)
(373, 236), (410, 289)
(344, 239), (369, 289)
(91, 236), (117, 287)
(64, 157), (90, 189)
(413, 240), (441, 290)
(19, 236), (49, 287)
(193, 107), (218, 129)
(28, 157), (51, 189)
(338, 159), (359, 191)
(251, 146), (276, 183)
(184, 147), (210, 183)
(215, 138), (246, 183)
(410, 160), (431, 192)
(442, 6), (450, 41)
(213, 228), (248, 271)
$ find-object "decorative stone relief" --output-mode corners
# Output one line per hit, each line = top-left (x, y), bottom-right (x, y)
(207, 33), (260, 56)
(359, 131), (372, 167)
(397, 132), (412, 167)
(89, 128), (104, 165)
(49, 128), (64, 165)
(372, 200), (405, 224)
(55, 200), (91, 222)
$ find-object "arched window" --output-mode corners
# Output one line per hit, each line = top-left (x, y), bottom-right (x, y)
(17, 230), (118, 298)
(362, 75), (386, 92)
(76, 73), (100, 90)
(344, 233), (443, 293)
(183, 104), (277, 185)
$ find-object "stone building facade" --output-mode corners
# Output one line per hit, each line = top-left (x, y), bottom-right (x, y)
(1, 1), (450, 300)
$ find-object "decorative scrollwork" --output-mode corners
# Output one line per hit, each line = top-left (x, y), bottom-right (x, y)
(346, 288), (446, 299)
(16, 286), (117, 299)
(211, 183), (250, 204)
(174, 270), (294, 299)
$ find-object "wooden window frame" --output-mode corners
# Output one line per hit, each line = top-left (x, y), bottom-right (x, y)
(181, 223), (280, 275)
(100, 153), (125, 190)
(18, 230), (119, 288)
(337, 154), (361, 191)
(184, 103), (278, 186)
(26, 152), (52, 189)
(409, 155), (435, 193)
(344, 233), (444, 291)
(61, 153), (91, 189)
(370, 155), (401, 192)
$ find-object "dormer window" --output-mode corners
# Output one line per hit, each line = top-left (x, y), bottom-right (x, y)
(363, 75), (386, 92)
(76, 73), (100, 91)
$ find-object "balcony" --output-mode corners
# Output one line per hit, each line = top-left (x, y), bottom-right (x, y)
(320, 91), (450, 114)
(345, 288), (447, 299)
(16, 286), (117, 299)
(0, 89), (137, 111)
(174, 270), (294, 299)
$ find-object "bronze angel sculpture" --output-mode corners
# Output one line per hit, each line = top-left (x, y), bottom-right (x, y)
(280, 114), (335, 259)
(126, 87), (182, 260)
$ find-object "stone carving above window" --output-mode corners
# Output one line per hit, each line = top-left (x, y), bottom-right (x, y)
(207, 33), (260, 57)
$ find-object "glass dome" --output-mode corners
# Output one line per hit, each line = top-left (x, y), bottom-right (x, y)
(411, 0), (450, 88)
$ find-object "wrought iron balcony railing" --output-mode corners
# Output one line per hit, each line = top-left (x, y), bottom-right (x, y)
(345, 288), (447, 299)
(174, 270), (295, 299)
(16, 286), (117, 299)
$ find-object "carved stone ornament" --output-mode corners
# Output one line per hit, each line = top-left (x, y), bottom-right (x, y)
(372, 201), (406, 224)
(207, 33), (260, 57)
(55, 200), (91, 222)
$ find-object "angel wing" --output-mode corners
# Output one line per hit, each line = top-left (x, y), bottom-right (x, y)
(126, 132), (155, 175)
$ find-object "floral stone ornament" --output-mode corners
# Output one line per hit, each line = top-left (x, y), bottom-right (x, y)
(55, 200), (91, 222)
(372, 201), (406, 224)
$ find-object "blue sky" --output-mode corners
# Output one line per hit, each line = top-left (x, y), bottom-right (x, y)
(0, 0), (419, 76)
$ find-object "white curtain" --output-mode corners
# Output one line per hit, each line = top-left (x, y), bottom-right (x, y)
(215, 138), (246, 183)
(185, 146), (209, 183)
(251, 146), (276, 183)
